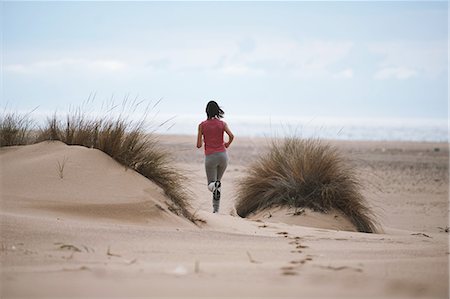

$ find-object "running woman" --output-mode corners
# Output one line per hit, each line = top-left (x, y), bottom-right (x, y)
(197, 101), (234, 213)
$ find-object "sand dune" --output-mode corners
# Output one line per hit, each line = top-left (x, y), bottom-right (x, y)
(1, 137), (448, 298)
(1, 141), (192, 227)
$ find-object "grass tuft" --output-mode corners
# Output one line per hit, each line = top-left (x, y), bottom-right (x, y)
(235, 137), (379, 233)
(0, 111), (34, 146)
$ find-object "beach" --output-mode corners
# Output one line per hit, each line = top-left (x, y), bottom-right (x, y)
(1, 135), (448, 298)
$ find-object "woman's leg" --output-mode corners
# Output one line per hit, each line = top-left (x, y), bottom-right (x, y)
(204, 152), (228, 213)
(205, 154), (218, 184)
(205, 152), (228, 183)
(215, 152), (228, 181)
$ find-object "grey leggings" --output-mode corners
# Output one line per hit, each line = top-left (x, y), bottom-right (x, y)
(205, 151), (228, 184)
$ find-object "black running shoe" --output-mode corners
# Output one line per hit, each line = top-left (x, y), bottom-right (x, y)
(212, 181), (221, 213)
(213, 181), (221, 201)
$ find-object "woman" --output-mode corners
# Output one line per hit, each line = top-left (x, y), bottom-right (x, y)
(197, 101), (234, 213)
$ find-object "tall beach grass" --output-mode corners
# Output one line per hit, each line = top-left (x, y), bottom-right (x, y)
(235, 137), (379, 233)
(1, 103), (194, 222)
(0, 111), (34, 146)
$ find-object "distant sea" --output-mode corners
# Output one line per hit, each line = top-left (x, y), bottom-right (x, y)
(30, 111), (448, 142)
(160, 115), (449, 142)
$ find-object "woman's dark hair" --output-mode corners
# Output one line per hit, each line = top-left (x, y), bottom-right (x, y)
(206, 101), (224, 119)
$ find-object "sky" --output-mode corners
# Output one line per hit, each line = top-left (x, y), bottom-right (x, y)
(1, 1), (448, 134)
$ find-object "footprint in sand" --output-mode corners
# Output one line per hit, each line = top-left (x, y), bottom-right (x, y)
(276, 231), (289, 238)
(279, 233), (314, 276)
(289, 256), (313, 265)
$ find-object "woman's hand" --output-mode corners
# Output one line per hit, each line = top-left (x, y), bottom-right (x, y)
(224, 122), (234, 149)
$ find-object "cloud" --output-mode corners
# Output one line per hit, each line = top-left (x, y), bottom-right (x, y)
(333, 68), (354, 79)
(236, 37), (354, 77)
(135, 36), (355, 79)
(369, 41), (447, 79)
(204, 36), (355, 79)
(374, 67), (418, 80)
(121, 34), (355, 78)
(4, 58), (127, 74)
(237, 37), (257, 54)
(219, 64), (265, 76)
(90, 60), (125, 71)
(4, 35), (355, 80)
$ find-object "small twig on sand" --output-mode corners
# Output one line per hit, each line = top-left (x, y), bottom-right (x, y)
(59, 244), (82, 252)
(411, 233), (432, 238)
(82, 245), (95, 253)
(107, 246), (121, 257)
(316, 264), (363, 273)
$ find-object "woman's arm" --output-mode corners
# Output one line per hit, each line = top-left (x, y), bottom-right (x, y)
(224, 122), (234, 148)
(196, 124), (203, 148)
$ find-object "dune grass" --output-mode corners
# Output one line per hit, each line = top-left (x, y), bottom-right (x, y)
(235, 137), (379, 233)
(0, 111), (34, 146)
(1, 105), (194, 222)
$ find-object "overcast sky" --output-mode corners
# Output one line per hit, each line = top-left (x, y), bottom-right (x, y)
(2, 1), (448, 122)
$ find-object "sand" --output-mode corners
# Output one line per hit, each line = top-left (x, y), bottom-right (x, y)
(1, 136), (448, 298)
